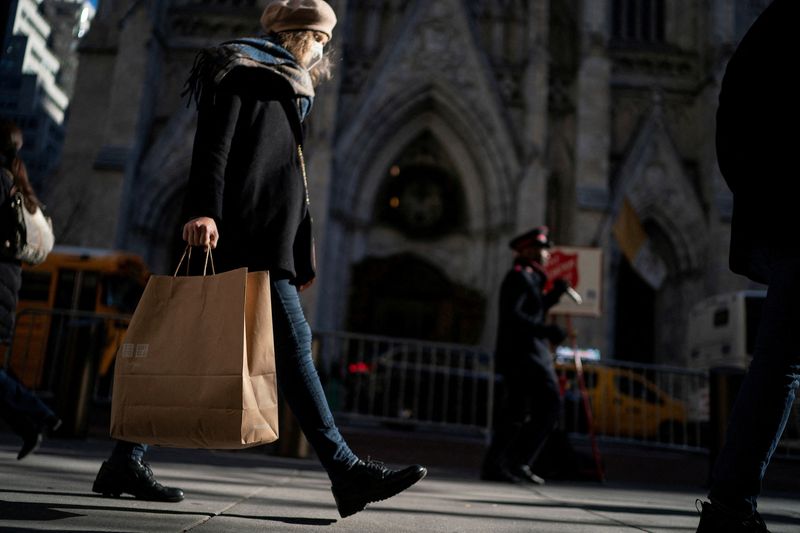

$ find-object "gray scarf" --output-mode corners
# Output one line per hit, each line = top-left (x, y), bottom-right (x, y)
(182, 36), (314, 121)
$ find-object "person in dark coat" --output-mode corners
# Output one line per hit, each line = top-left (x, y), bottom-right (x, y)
(481, 226), (569, 485)
(91, 0), (426, 518)
(696, 1), (800, 531)
(0, 121), (60, 460)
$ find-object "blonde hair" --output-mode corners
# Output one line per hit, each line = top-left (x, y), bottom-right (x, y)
(273, 30), (333, 86)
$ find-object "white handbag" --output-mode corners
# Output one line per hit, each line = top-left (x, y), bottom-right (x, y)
(1, 170), (54, 265)
(17, 200), (55, 265)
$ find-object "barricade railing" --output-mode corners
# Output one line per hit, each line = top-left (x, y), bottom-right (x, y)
(555, 359), (708, 452)
(314, 331), (495, 439)
(315, 331), (800, 457)
(4, 308), (131, 420)
(6, 315), (800, 458)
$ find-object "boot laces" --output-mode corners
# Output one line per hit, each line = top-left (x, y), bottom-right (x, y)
(363, 458), (390, 478)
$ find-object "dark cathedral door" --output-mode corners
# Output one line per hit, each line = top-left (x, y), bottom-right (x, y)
(614, 257), (656, 363)
(347, 254), (484, 345)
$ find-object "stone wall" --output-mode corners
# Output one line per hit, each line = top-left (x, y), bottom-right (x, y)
(49, 0), (764, 364)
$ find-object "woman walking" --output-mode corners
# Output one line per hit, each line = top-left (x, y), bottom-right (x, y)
(0, 121), (60, 460)
(92, 0), (426, 518)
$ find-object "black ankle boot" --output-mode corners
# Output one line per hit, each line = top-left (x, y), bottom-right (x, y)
(17, 429), (42, 460)
(696, 500), (769, 532)
(16, 414), (61, 460)
(331, 459), (427, 518)
(508, 464), (546, 485)
(92, 459), (184, 502)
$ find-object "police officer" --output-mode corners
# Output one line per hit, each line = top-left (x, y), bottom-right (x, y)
(482, 226), (569, 485)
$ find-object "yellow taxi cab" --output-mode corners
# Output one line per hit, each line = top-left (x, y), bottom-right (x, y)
(556, 361), (687, 440)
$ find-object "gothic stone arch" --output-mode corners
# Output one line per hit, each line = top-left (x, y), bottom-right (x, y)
(611, 106), (708, 364)
(319, 84), (516, 339)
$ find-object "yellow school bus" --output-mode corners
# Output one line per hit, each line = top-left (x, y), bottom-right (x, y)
(9, 246), (148, 391)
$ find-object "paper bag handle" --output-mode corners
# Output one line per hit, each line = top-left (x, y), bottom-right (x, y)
(174, 245), (216, 277)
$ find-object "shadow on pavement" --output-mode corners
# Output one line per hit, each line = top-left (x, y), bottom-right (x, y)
(0, 488), (106, 500)
(222, 514), (336, 526)
(0, 498), (337, 528)
(461, 497), (800, 527)
(0, 500), (83, 521)
(0, 530), (134, 533)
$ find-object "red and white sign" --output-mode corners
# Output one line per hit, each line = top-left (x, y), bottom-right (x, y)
(545, 246), (603, 317)
(544, 250), (580, 293)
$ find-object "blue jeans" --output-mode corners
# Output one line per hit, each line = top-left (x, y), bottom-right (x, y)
(709, 256), (800, 513)
(113, 278), (359, 481)
(0, 367), (56, 434)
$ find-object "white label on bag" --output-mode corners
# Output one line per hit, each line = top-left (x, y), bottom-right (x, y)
(120, 343), (135, 358)
(135, 344), (149, 358)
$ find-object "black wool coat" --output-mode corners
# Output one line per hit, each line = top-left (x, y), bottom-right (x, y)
(494, 260), (561, 378)
(182, 67), (313, 283)
(716, 0), (799, 283)
(0, 170), (21, 342)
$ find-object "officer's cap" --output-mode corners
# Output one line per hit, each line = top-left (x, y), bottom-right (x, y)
(509, 226), (552, 251)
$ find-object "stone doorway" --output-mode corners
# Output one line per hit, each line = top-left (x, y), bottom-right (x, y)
(614, 257), (656, 363)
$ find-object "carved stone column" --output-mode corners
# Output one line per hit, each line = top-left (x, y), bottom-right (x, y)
(572, 0), (611, 246)
(514, 0), (550, 233)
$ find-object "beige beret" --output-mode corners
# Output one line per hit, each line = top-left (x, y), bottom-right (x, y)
(260, 0), (337, 38)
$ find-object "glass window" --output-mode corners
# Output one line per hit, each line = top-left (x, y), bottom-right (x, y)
(615, 374), (662, 405)
(377, 165), (464, 239)
(612, 0), (666, 44)
(54, 270), (99, 311)
(713, 308), (729, 327)
(101, 275), (144, 313)
(19, 271), (52, 302)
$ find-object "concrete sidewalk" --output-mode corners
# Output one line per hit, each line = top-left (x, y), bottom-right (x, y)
(1, 433), (799, 532)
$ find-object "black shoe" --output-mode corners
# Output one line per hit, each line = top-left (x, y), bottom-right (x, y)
(331, 459), (427, 518)
(17, 430), (42, 460)
(509, 464), (545, 485)
(696, 500), (769, 532)
(17, 415), (61, 460)
(92, 459), (184, 502)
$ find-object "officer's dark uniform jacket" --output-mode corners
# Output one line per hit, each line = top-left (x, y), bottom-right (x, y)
(495, 257), (562, 378)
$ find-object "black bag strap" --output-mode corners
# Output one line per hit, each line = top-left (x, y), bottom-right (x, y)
(278, 97), (317, 286)
(279, 99), (304, 148)
(279, 98), (311, 208)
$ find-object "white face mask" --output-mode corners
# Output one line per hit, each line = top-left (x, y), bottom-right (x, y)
(307, 41), (324, 70)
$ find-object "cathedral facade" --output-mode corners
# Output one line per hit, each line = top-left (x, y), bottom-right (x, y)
(49, 0), (770, 365)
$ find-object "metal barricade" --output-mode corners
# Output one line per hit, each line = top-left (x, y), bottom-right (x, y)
(314, 331), (495, 439)
(6, 314), (800, 459)
(556, 359), (708, 451)
(315, 331), (800, 457)
(4, 308), (131, 436)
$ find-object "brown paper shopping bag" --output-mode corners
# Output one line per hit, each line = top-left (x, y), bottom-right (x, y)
(110, 252), (278, 449)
